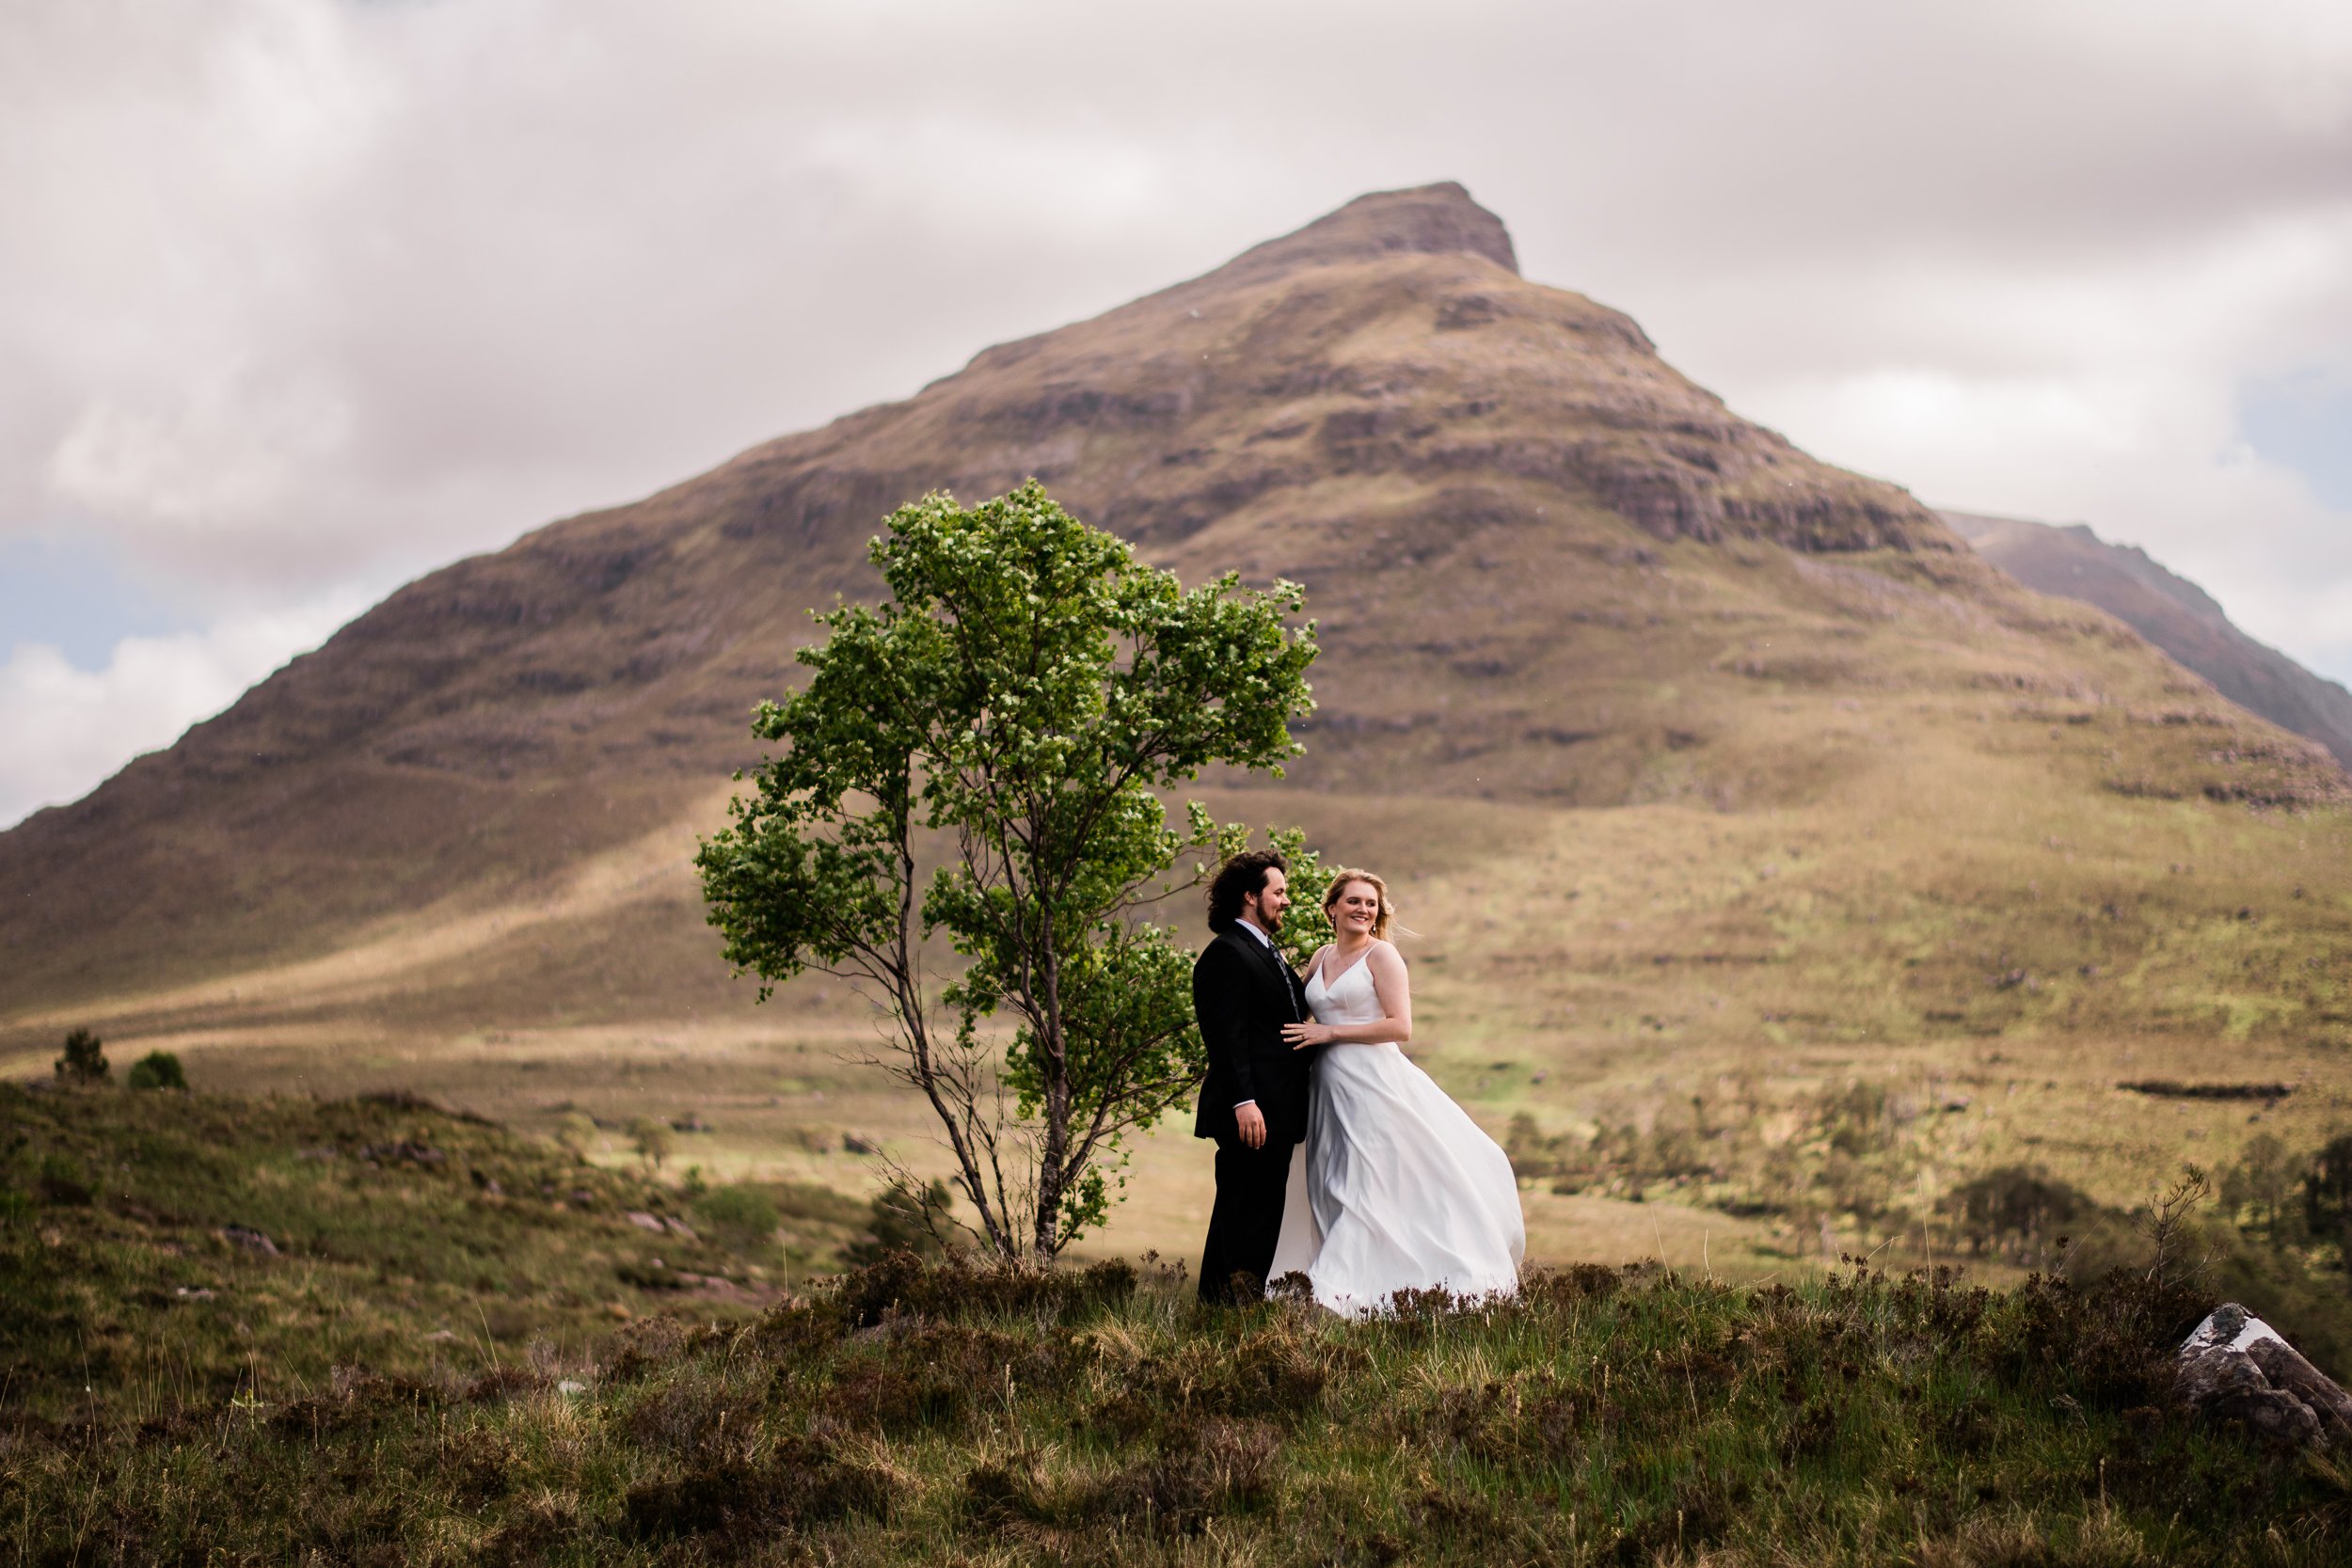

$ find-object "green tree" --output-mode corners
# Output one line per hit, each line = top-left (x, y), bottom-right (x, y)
(697, 483), (1316, 1261)
(54, 1028), (107, 1085)
(2220, 1132), (2298, 1243)
(627, 1117), (675, 1175)
(125, 1050), (186, 1091)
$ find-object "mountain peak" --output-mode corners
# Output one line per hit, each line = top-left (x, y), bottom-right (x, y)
(1217, 181), (1518, 281)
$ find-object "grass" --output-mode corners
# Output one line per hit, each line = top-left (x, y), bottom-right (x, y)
(7, 1246), (2345, 1566)
(9, 1044), (2352, 1565)
(0, 1083), (874, 1426)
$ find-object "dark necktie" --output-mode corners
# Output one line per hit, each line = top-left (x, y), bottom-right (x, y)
(1248, 932), (1301, 1022)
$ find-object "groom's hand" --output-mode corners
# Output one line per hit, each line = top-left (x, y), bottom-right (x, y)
(1234, 1102), (1266, 1148)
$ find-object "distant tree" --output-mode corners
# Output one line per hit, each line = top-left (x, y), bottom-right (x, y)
(627, 1117), (675, 1174)
(2219, 1132), (2298, 1243)
(125, 1051), (186, 1091)
(2301, 1134), (2352, 1249)
(698, 483), (1317, 1262)
(54, 1028), (107, 1085)
(1939, 1165), (2095, 1266)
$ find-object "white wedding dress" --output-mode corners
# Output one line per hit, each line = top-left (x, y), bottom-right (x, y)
(1267, 945), (1525, 1316)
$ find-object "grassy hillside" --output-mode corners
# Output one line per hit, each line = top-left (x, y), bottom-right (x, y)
(14, 1083), (2352, 1564)
(11, 748), (2340, 1288)
(0, 1082), (878, 1425)
(8, 1227), (2347, 1564)
(1946, 510), (2352, 770)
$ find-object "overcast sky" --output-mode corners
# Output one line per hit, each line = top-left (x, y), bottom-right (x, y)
(5, 0), (2349, 827)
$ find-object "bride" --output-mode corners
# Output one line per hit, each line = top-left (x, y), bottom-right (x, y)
(1268, 869), (1525, 1316)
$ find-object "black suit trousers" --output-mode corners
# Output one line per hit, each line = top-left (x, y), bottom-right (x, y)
(1197, 1135), (1295, 1305)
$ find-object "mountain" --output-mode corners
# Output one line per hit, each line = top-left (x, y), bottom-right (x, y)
(3, 182), (2345, 1093)
(1943, 510), (2352, 770)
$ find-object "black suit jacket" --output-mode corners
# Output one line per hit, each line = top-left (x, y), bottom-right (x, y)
(1192, 926), (1315, 1147)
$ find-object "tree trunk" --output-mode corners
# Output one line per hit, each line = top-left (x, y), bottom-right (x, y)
(1031, 932), (1071, 1261)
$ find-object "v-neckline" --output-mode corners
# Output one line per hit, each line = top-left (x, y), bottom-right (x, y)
(1316, 945), (1374, 991)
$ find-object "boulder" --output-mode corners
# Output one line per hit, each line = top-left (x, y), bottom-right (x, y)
(220, 1224), (279, 1256)
(2176, 1302), (2352, 1449)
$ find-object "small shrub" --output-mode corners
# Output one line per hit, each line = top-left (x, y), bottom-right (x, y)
(823, 1358), (969, 1433)
(54, 1027), (107, 1084)
(836, 1250), (1137, 1329)
(1091, 1418), (1282, 1534)
(624, 1378), (764, 1460)
(621, 1435), (894, 1542)
(35, 1153), (92, 1206)
(845, 1177), (955, 1265)
(552, 1110), (598, 1156)
(125, 1050), (187, 1090)
(693, 1183), (780, 1250)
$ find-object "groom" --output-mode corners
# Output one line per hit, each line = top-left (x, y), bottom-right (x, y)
(1192, 848), (1315, 1305)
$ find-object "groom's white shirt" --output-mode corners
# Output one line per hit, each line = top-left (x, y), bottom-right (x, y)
(1230, 915), (1277, 1113)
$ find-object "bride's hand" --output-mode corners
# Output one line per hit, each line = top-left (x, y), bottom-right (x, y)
(1283, 1022), (1331, 1049)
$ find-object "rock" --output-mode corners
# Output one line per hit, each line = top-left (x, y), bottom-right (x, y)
(2177, 1302), (2352, 1449)
(359, 1140), (446, 1166)
(220, 1225), (279, 1256)
(624, 1211), (666, 1232)
(294, 1146), (339, 1161)
(672, 1272), (776, 1305)
(421, 1328), (458, 1343)
(662, 1215), (696, 1238)
(174, 1286), (218, 1301)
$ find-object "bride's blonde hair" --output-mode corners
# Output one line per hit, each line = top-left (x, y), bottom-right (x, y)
(1321, 867), (1412, 942)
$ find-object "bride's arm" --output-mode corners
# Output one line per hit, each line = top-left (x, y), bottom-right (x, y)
(1281, 942), (1413, 1048)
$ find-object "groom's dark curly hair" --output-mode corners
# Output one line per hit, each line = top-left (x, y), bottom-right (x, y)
(1206, 849), (1287, 934)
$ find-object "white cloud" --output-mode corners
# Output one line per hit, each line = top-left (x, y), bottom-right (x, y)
(0, 586), (366, 827)
(47, 369), (354, 533)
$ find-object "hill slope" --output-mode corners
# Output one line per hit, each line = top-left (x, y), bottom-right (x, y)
(4, 182), (2337, 1021)
(1944, 509), (2352, 769)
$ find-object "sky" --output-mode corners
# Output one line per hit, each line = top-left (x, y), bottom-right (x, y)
(4, 0), (2349, 828)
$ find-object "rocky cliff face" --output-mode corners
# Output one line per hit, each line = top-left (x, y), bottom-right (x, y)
(1945, 511), (2352, 769)
(2, 183), (2339, 1030)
